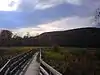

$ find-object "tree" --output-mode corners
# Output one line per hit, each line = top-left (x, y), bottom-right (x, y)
(12, 34), (22, 46)
(0, 30), (12, 46)
(94, 8), (100, 26)
(0, 30), (12, 39)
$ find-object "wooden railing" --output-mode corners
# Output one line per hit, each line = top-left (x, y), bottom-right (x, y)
(0, 49), (36, 75)
(40, 49), (62, 75)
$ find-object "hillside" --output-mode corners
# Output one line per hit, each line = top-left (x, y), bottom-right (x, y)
(35, 27), (100, 47)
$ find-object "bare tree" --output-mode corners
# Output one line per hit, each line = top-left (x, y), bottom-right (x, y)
(94, 8), (100, 26)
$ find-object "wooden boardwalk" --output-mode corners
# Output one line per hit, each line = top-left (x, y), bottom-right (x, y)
(21, 52), (40, 75)
(0, 49), (62, 75)
(22, 49), (62, 75)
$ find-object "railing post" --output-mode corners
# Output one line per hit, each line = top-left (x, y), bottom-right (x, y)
(40, 48), (41, 61)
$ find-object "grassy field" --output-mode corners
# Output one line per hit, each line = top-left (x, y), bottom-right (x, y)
(42, 47), (100, 75)
(0, 47), (35, 68)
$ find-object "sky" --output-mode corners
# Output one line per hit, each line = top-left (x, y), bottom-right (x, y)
(0, 0), (100, 36)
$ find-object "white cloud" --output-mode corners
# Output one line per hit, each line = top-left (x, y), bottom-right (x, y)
(67, 0), (81, 5)
(18, 0), (82, 11)
(12, 16), (92, 36)
(34, 0), (82, 10)
(34, 4), (54, 10)
(0, 0), (20, 11)
(17, 0), (100, 11)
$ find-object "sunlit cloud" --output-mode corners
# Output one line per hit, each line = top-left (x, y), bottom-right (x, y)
(0, 0), (20, 11)
(12, 16), (92, 36)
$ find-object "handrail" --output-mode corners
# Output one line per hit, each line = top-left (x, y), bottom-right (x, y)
(40, 48), (62, 75)
(40, 59), (62, 75)
(0, 59), (11, 74)
(40, 66), (49, 75)
(0, 49), (36, 75)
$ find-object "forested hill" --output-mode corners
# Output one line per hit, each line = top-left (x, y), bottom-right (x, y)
(36, 27), (100, 47)
(0, 27), (100, 47)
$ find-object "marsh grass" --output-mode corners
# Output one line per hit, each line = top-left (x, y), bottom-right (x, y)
(42, 47), (100, 75)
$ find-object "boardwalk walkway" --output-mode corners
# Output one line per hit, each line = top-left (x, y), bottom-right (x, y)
(0, 49), (62, 75)
(24, 52), (40, 75)
(20, 52), (40, 75)
(18, 50), (62, 75)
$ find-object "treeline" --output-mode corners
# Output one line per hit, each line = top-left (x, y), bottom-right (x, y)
(1, 27), (100, 47)
(0, 30), (39, 46)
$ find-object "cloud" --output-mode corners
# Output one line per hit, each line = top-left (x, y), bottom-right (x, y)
(33, 0), (82, 10)
(67, 0), (82, 5)
(17, 0), (100, 11)
(18, 0), (82, 11)
(12, 16), (93, 36)
(36, 0), (100, 10)
(34, 0), (64, 10)
(0, 0), (20, 11)
(0, 0), (98, 33)
(82, 0), (100, 11)
(0, 4), (90, 29)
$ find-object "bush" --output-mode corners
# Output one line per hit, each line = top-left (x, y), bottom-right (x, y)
(53, 45), (60, 52)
